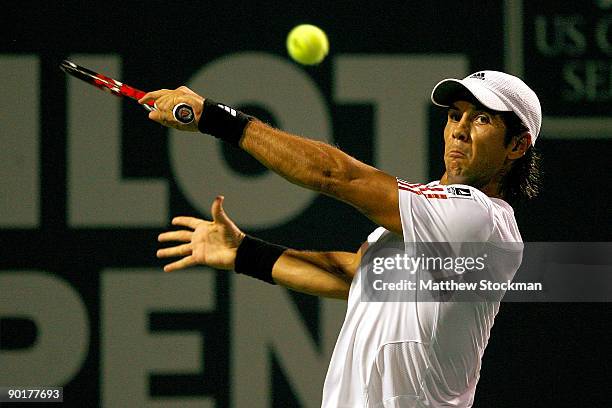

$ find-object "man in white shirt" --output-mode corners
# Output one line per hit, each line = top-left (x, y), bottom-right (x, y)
(146, 70), (542, 407)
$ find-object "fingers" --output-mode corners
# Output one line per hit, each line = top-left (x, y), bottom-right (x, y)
(172, 216), (205, 229)
(146, 94), (176, 124)
(211, 195), (231, 225)
(157, 208), (220, 272)
(163, 255), (197, 273)
(158, 230), (193, 243)
(148, 110), (162, 122)
(157, 243), (192, 258)
(138, 89), (170, 105)
(149, 94), (175, 112)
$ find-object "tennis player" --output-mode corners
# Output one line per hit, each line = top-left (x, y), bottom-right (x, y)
(142, 70), (541, 407)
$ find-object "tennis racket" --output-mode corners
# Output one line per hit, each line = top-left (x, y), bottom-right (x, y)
(59, 59), (195, 124)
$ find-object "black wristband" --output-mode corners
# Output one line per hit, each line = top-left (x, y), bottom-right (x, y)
(234, 235), (287, 285)
(198, 98), (254, 147)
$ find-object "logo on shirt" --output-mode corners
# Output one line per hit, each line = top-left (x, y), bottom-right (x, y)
(396, 179), (475, 201)
(446, 186), (473, 198)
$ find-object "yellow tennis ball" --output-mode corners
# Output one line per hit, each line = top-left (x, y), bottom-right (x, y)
(286, 24), (329, 65)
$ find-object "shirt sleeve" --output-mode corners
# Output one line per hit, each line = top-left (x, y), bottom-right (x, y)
(396, 178), (494, 243)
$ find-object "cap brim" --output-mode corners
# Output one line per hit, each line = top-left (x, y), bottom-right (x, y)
(431, 79), (512, 112)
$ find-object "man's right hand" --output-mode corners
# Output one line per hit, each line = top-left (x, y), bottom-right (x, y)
(157, 196), (245, 272)
(139, 86), (204, 132)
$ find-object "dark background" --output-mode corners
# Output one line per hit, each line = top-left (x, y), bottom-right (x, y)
(1, 1), (611, 406)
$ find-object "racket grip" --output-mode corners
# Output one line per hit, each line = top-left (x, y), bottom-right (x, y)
(173, 103), (195, 124)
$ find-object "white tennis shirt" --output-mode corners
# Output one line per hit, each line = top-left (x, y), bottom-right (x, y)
(321, 179), (523, 408)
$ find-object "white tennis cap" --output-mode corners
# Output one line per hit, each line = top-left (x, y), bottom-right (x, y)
(431, 70), (542, 145)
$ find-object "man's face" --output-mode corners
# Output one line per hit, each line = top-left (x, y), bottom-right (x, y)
(442, 100), (513, 188)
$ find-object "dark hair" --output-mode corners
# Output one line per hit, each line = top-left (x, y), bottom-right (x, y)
(499, 112), (542, 204)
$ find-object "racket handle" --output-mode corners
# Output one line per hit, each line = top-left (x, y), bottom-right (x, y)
(172, 103), (195, 124)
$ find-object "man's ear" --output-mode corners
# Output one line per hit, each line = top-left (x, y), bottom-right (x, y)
(508, 131), (531, 160)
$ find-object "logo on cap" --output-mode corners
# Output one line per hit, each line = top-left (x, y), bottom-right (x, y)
(469, 72), (486, 80)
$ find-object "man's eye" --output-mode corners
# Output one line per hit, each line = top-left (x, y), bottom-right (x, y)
(449, 111), (460, 121)
(475, 114), (491, 124)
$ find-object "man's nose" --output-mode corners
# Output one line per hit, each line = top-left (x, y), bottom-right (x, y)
(452, 116), (470, 142)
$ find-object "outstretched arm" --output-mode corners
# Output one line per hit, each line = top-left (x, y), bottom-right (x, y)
(272, 248), (363, 299)
(157, 196), (363, 300)
(240, 121), (400, 234)
(140, 88), (401, 235)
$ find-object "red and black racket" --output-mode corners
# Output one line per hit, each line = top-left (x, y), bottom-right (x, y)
(59, 59), (194, 124)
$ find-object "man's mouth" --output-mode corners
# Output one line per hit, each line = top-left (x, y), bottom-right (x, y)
(447, 150), (467, 158)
